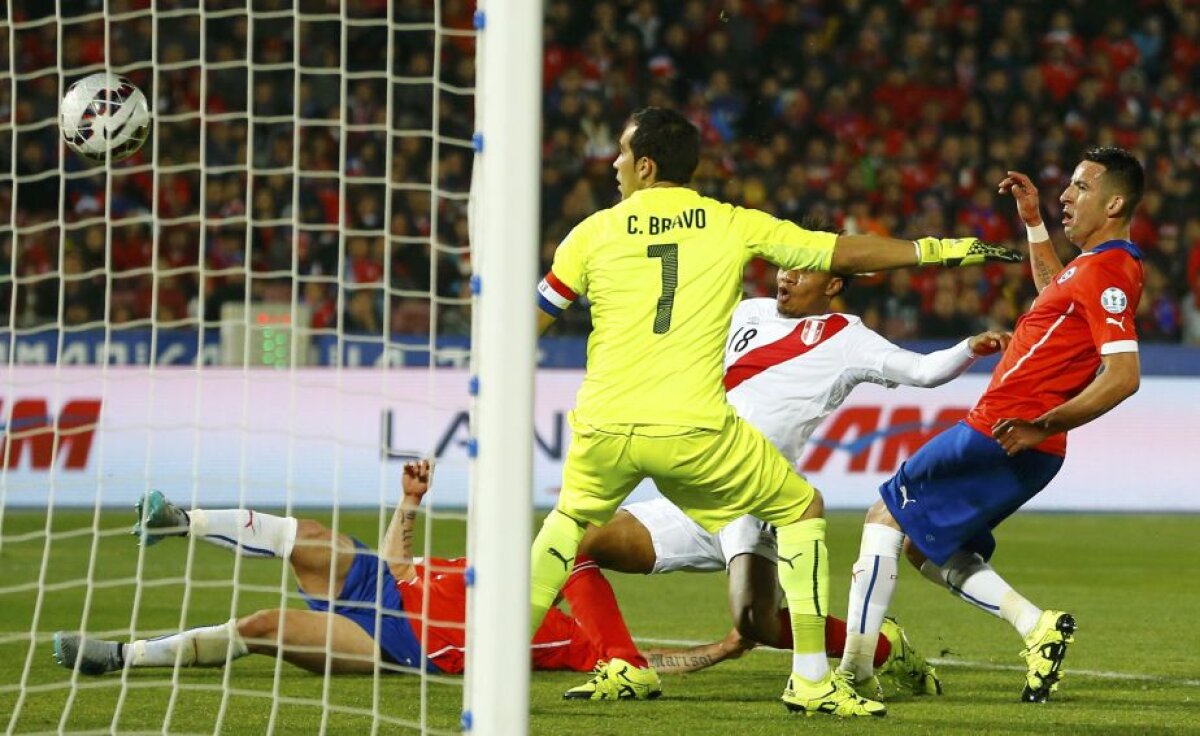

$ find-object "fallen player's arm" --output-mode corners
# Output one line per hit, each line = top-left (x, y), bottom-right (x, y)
(880, 330), (1010, 388)
(641, 628), (756, 675)
(381, 460), (432, 582)
(993, 352), (1140, 455)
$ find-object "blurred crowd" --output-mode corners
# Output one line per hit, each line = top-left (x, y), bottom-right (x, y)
(4, 0), (1200, 345)
(4, 0), (475, 340)
(539, 0), (1200, 343)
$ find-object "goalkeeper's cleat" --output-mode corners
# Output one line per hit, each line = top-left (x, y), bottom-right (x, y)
(53, 632), (123, 676)
(132, 489), (189, 546)
(782, 670), (886, 718)
(879, 617), (943, 697)
(562, 658), (662, 701)
(1020, 610), (1076, 703)
(915, 237), (1025, 267)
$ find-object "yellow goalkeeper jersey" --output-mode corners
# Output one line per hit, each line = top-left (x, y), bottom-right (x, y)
(545, 186), (837, 429)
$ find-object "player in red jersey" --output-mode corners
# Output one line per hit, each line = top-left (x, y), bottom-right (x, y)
(834, 147), (1144, 704)
(53, 461), (657, 698)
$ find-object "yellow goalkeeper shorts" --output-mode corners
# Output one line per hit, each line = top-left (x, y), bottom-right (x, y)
(557, 407), (817, 532)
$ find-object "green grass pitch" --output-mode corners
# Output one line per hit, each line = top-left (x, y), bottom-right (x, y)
(1, 510), (1197, 734)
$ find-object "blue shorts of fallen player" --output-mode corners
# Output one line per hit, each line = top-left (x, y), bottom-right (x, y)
(299, 538), (435, 672)
(880, 421), (1063, 566)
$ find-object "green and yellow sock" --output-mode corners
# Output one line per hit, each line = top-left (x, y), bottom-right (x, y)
(529, 509), (586, 638)
(776, 517), (830, 682)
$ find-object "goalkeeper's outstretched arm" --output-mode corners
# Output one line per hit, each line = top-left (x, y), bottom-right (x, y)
(830, 233), (1025, 274)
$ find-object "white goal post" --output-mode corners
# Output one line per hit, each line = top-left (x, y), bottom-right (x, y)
(465, 1), (541, 735)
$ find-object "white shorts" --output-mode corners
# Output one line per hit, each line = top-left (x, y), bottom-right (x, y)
(622, 498), (777, 574)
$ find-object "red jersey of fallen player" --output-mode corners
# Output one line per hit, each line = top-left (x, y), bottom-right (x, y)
(966, 240), (1144, 456)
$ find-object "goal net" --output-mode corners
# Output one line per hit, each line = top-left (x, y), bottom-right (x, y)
(0, 0), (536, 733)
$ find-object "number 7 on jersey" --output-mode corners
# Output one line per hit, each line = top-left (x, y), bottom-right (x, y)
(647, 243), (677, 334)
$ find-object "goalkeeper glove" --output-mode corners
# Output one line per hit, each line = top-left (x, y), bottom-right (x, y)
(914, 237), (1024, 267)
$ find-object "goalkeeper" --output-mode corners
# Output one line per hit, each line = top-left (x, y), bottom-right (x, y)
(53, 461), (648, 684)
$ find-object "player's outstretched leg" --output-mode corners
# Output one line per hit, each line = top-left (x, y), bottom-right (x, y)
(1019, 611), (1076, 703)
(132, 490), (189, 546)
(877, 618), (942, 697)
(53, 632), (123, 675)
(773, 494), (884, 717)
(53, 611), (379, 676)
(837, 511), (905, 700)
(915, 548), (1072, 701)
(133, 490), (298, 560)
(53, 618), (247, 675)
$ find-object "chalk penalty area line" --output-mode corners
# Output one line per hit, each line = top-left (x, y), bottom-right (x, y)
(634, 636), (1200, 687)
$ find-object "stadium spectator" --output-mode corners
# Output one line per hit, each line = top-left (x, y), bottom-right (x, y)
(4, 0), (1199, 350)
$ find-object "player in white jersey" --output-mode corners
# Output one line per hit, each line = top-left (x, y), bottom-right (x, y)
(581, 266), (1010, 693)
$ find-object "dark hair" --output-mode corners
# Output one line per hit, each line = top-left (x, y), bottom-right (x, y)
(628, 107), (700, 184)
(1083, 146), (1144, 220)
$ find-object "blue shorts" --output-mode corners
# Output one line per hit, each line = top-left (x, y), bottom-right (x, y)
(300, 539), (434, 672)
(880, 422), (1063, 566)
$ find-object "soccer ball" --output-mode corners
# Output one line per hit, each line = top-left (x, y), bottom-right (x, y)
(60, 72), (151, 164)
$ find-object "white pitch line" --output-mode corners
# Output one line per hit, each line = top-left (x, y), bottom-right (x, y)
(634, 636), (1200, 688)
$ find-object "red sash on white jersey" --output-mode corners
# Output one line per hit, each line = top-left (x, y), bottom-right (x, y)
(724, 314), (850, 391)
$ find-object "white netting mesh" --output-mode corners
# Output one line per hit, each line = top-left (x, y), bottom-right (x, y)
(0, 1), (479, 732)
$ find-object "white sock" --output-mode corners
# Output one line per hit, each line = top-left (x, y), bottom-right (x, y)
(839, 524), (904, 679)
(921, 552), (1043, 639)
(128, 619), (249, 667)
(791, 653), (828, 683)
(189, 508), (298, 559)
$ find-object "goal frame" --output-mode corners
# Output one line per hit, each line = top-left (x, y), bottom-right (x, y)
(464, 1), (542, 734)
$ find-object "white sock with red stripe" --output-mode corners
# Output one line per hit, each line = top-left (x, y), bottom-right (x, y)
(920, 552), (1042, 638)
(838, 523), (903, 680)
(188, 509), (297, 559)
(127, 618), (248, 667)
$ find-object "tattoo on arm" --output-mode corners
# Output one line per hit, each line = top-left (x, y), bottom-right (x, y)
(1034, 260), (1056, 290)
(645, 652), (714, 672)
(382, 504), (420, 581)
(400, 509), (418, 558)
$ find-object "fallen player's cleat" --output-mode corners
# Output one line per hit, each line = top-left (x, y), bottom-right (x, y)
(849, 671), (884, 701)
(879, 617), (943, 696)
(563, 658), (662, 701)
(132, 490), (189, 546)
(1020, 610), (1076, 703)
(782, 670), (886, 717)
(53, 632), (123, 675)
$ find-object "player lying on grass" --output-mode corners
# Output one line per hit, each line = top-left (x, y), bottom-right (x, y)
(54, 460), (661, 698)
(836, 150), (1146, 703)
(581, 263), (1011, 698)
